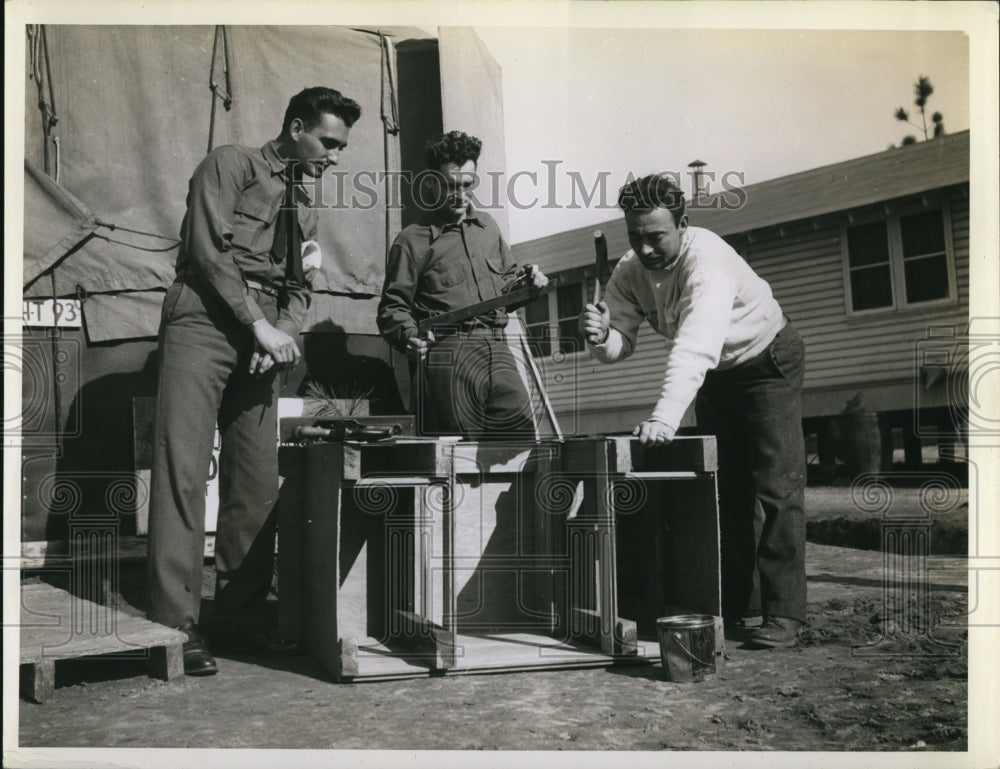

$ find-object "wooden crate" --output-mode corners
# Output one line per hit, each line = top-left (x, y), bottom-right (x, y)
(278, 436), (720, 682)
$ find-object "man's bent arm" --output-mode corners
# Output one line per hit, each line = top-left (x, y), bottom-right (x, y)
(182, 147), (266, 326)
(588, 267), (642, 363)
(377, 241), (420, 351)
(649, 270), (735, 431)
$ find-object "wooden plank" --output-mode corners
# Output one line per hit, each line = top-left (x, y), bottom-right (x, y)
(347, 440), (448, 481)
(610, 435), (718, 474)
(451, 442), (546, 474)
(277, 446), (305, 640)
(301, 442), (345, 679)
(439, 446), (458, 668)
(446, 631), (656, 673)
(320, 631), (655, 682)
(657, 478), (723, 620)
(337, 482), (391, 642)
(562, 440), (620, 655)
(20, 660), (55, 703)
(18, 582), (186, 700)
(339, 638), (360, 679)
(531, 450), (558, 634)
(19, 583), (186, 663)
(593, 441), (618, 656)
(148, 643), (184, 680)
(393, 610), (454, 670)
(20, 535), (215, 567)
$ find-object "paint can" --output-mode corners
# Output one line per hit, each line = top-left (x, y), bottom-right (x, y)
(656, 614), (716, 682)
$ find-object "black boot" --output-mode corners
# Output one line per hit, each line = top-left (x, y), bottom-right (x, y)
(178, 622), (218, 676)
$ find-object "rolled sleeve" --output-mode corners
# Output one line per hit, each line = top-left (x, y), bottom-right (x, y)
(377, 242), (420, 351)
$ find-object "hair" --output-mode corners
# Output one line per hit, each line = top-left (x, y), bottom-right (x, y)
(423, 131), (483, 169)
(282, 87), (362, 133)
(617, 173), (687, 226)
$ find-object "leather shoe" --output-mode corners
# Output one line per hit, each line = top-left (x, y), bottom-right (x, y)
(211, 626), (302, 657)
(724, 615), (763, 630)
(178, 623), (218, 676)
(748, 616), (803, 648)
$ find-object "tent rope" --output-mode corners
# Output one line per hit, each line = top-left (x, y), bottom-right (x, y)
(92, 220), (181, 252)
(94, 220), (179, 241)
(207, 25), (234, 154)
(379, 32), (400, 136)
(27, 25), (60, 178)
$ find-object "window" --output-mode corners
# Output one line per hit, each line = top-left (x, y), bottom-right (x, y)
(843, 205), (955, 314)
(523, 278), (587, 357)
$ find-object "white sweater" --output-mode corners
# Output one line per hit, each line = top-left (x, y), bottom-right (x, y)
(590, 226), (784, 431)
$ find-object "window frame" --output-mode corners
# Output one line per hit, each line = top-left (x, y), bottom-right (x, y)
(520, 271), (592, 360)
(840, 199), (958, 319)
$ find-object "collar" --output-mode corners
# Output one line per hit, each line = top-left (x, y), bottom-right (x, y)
(261, 140), (314, 205)
(426, 205), (484, 243)
(261, 140), (286, 176)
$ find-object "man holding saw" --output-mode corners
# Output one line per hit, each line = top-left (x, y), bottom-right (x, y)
(377, 131), (548, 439)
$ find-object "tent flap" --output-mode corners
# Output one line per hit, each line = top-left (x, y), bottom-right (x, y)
(22, 159), (99, 289)
(82, 290), (166, 343)
(23, 25), (436, 336)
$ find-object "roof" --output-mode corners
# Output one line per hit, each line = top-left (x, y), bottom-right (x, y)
(514, 130), (970, 270)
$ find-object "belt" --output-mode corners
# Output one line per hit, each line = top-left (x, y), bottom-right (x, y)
(433, 323), (508, 342)
(245, 278), (280, 298)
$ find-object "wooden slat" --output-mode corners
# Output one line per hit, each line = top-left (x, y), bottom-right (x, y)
(277, 447), (305, 641)
(20, 535), (215, 568)
(392, 610), (454, 670)
(19, 583), (186, 663)
(608, 435), (718, 474)
(348, 440), (449, 481)
(18, 582), (186, 701)
(301, 442), (346, 680)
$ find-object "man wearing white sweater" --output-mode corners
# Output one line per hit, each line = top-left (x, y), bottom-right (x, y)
(579, 173), (807, 648)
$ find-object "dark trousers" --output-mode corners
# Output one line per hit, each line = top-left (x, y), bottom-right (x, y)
(695, 320), (807, 624)
(418, 329), (535, 439)
(147, 281), (281, 631)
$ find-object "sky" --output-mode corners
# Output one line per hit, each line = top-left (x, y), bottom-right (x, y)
(473, 25), (972, 244)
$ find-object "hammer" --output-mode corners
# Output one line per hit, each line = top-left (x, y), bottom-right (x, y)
(592, 229), (608, 304)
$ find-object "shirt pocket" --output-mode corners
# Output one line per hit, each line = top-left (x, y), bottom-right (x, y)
(423, 259), (467, 293)
(483, 255), (510, 293)
(230, 188), (280, 253)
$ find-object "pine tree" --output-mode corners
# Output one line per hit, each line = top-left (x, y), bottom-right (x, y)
(894, 75), (945, 145)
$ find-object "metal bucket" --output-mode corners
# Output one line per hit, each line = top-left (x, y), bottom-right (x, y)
(656, 614), (716, 682)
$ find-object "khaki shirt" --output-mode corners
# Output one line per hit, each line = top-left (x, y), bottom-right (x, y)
(377, 209), (519, 351)
(175, 141), (317, 335)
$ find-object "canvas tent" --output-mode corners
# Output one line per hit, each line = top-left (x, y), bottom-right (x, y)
(19, 24), (515, 547)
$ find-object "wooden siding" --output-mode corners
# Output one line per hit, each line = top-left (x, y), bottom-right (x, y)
(753, 188), (969, 410)
(521, 186), (969, 430)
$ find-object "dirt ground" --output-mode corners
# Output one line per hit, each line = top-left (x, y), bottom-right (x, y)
(13, 488), (972, 756)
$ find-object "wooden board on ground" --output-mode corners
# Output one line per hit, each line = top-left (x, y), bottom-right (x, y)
(19, 581), (186, 703)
